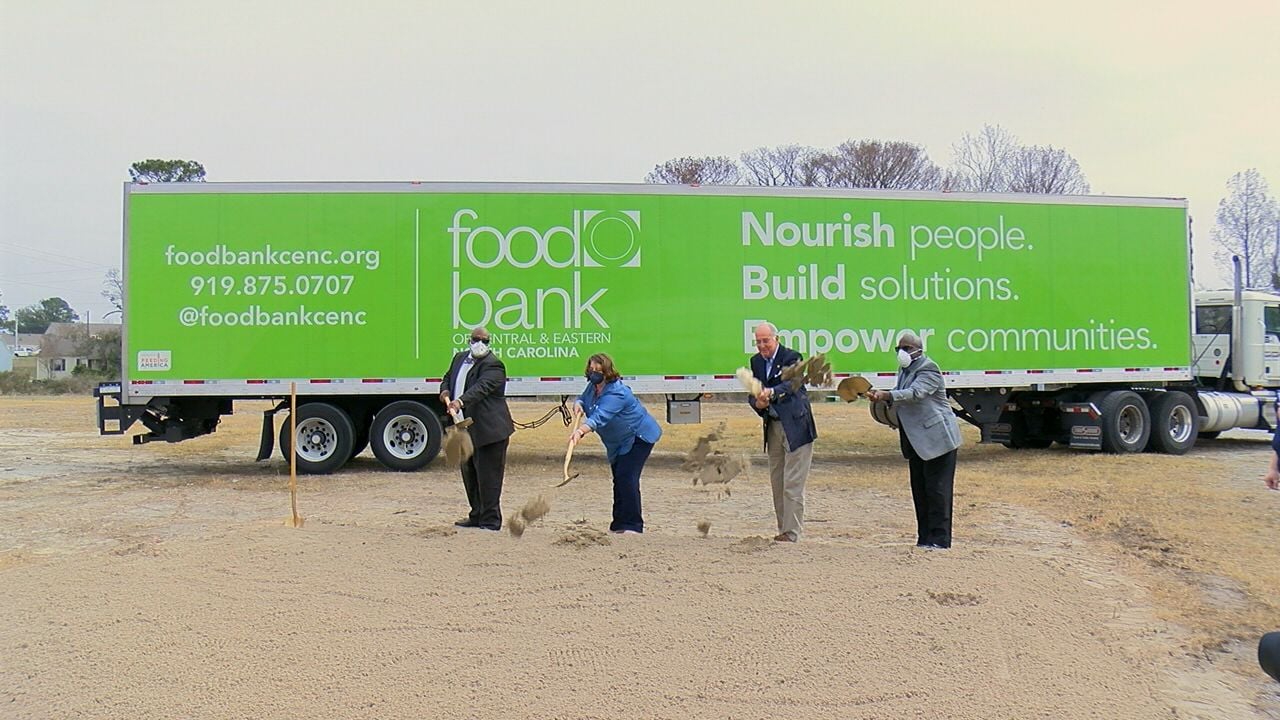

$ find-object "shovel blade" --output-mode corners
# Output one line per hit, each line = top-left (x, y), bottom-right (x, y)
(444, 427), (463, 466)
(444, 425), (474, 466)
(456, 430), (474, 463)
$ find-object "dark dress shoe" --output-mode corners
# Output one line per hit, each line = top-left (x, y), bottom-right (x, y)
(454, 518), (480, 528)
(478, 524), (501, 532)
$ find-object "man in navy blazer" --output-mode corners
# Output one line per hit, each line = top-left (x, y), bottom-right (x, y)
(747, 322), (817, 542)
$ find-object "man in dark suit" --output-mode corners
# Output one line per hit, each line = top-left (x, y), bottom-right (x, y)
(747, 322), (817, 542)
(440, 326), (515, 531)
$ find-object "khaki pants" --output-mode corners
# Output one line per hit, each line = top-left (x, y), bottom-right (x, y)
(766, 420), (812, 539)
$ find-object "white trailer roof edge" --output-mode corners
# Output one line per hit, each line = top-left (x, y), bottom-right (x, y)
(124, 181), (1189, 209)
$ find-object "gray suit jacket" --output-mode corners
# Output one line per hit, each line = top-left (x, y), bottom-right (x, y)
(889, 355), (961, 461)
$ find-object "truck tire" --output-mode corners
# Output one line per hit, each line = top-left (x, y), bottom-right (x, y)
(1092, 390), (1150, 454)
(278, 403), (356, 475)
(1198, 430), (1221, 440)
(370, 401), (443, 471)
(1146, 391), (1198, 455)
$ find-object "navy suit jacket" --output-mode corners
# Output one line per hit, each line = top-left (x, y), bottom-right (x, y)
(748, 345), (817, 452)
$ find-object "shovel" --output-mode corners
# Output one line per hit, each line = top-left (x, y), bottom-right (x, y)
(836, 375), (873, 402)
(444, 406), (475, 466)
(553, 409), (582, 488)
(511, 414), (583, 537)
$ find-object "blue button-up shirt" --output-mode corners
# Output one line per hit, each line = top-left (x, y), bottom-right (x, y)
(578, 379), (663, 464)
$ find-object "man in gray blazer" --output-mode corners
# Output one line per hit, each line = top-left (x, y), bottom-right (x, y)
(867, 331), (961, 548)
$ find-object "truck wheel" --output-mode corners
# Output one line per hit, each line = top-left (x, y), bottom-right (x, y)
(278, 403), (356, 475)
(1146, 391), (1198, 455)
(370, 401), (443, 471)
(1092, 390), (1150, 454)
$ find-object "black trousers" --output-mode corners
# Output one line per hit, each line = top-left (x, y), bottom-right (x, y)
(461, 438), (509, 529)
(609, 439), (653, 533)
(902, 431), (956, 548)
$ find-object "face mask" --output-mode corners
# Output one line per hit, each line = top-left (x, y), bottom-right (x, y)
(586, 371), (604, 385)
(897, 349), (914, 368)
(470, 340), (490, 358)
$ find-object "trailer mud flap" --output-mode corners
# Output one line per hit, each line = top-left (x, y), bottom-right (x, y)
(1060, 401), (1103, 450)
(256, 408), (278, 461)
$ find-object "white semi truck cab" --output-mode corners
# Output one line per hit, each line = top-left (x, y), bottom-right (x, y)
(938, 287), (1280, 455)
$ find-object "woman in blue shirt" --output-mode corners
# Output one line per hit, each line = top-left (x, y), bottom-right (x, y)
(570, 353), (663, 534)
(1266, 429), (1280, 490)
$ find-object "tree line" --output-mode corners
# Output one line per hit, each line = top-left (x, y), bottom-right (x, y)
(645, 127), (1278, 290)
(644, 125), (1090, 194)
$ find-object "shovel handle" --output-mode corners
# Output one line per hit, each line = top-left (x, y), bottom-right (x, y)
(558, 414), (582, 487)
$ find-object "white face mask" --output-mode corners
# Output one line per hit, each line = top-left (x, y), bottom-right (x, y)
(897, 349), (914, 368)
(470, 341), (490, 358)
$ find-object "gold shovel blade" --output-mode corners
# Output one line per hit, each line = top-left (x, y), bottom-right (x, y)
(443, 427), (470, 466)
(837, 376), (872, 403)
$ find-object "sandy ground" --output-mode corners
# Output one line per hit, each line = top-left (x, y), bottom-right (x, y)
(2, 396), (1280, 718)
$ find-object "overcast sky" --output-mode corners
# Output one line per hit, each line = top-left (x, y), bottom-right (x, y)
(2, 0), (1277, 322)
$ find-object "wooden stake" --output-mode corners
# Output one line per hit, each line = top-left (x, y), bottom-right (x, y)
(285, 381), (304, 528)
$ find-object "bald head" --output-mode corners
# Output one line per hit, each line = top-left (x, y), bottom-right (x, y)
(896, 331), (922, 351)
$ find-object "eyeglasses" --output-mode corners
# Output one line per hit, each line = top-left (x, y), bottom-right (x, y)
(470, 337), (490, 345)
(895, 346), (913, 352)
(754, 338), (775, 345)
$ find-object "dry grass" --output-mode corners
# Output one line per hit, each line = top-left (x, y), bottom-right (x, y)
(957, 446), (1280, 650)
(7, 392), (1278, 652)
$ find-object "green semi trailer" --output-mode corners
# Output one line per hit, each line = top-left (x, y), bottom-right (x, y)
(95, 182), (1279, 472)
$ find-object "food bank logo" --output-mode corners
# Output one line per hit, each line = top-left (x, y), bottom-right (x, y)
(448, 209), (641, 269)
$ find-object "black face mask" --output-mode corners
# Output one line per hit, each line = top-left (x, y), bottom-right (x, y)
(586, 371), (604, 385)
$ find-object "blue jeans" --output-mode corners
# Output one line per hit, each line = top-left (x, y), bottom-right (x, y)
(609, 439), (653, 533)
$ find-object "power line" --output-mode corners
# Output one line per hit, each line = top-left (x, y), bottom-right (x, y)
(0, 241), (110, 271)
(0, 276), (103, 295)
(2, 267), (107, 279)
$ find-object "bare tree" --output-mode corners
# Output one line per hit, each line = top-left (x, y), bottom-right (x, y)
(797, 150), (839, 187)
(937, 167), (967, 193)
(951, 124), (1018, 192)
(739, 145), (812, 187)
(645, 128), (1091, 196)
(1007, 145), (1090, 194)
(645, 156), (741, 185)
(1212, 169), (1278, 289)
(807, 140), (943, 190)
(102, 268), (123, 313)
